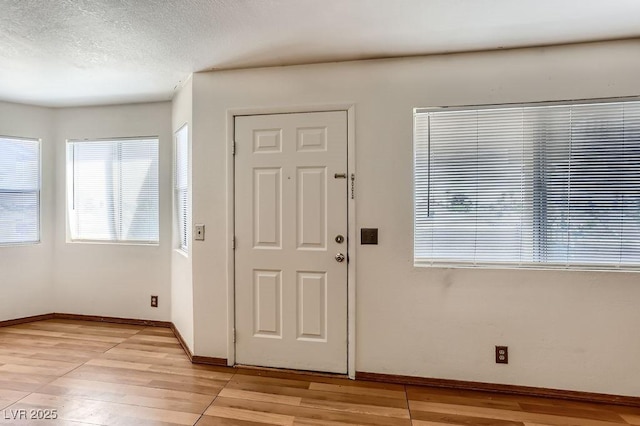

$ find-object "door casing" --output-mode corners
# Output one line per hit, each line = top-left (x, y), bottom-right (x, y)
(226, 104), (356, 378)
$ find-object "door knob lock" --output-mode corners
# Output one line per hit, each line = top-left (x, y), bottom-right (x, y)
(335, 235), (344, 244)
(335, 253), (345, 263)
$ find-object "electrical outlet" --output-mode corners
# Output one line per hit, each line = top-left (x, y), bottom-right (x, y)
(495, 346), (508, 364)
(151, 295), (158, 308)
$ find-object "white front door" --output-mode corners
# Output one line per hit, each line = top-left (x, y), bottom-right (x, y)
(234, 111), (348, 374)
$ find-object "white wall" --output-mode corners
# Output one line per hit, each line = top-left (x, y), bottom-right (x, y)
(0, 101), (173, 324)
(191, 39), (640, 396)
(171, 77), (195, 350)
(53, 102), (173, 321)
(0, 102), (54, 321)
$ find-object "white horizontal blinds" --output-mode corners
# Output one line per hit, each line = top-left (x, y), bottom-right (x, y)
(0, 137), (40, 244)
(175, 126), (188, 252)
(68, 138), (159, 243)
(120, 141), (159, 242)
(415, 109), (531, 265)
(476, 109), (531, 263)
(563, 102), (640, 265)
(70, 142), (118, 240)
(620, 103), (640, 264)
(415, 100), (640, 268)
(414, 114), (431, 259)
(524, 105), (572, 263)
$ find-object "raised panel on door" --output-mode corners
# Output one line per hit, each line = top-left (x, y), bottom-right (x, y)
(297, 167), (326, 250)
(234, 111), (348, 374)
(253, 168), (282, 249)
(297, 271), (327, 341)
(253, 270), (282, 338)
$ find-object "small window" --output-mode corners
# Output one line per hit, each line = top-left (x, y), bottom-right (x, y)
(0, 136), (40, 245)
(174, 125), (189, 252)
(67, 138), (159, 244)
(414, 99), (640, 269)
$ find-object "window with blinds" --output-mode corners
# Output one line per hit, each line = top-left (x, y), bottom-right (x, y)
(414, 100), (640, 269)
(67, 138), (159, 244)
(0, 136), (40, 245)
(174, 125), (189, 252)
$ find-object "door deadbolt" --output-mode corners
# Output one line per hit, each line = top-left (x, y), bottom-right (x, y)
(335, 235), (344, 244)
(335, 253), (345, 263)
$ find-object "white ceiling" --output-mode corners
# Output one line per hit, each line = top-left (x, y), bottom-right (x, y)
(2, 0), (640, 107)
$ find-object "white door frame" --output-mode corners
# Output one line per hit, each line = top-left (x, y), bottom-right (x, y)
(226, 104), (356, 378)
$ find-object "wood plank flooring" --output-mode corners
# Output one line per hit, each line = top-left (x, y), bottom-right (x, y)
(0, 320), (637, 425)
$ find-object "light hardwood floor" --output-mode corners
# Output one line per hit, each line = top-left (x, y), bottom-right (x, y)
(0, 319), (638, 425)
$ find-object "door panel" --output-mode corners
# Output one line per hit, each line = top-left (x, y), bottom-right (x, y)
(253, 269), (282, 338)
(253, 168), (281, 248)
(297, 167), (326, 249)
(297, 271), (327, 341)
(235, 111), (348, 374)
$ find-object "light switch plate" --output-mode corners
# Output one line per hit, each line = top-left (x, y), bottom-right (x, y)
(195, 224), (205, 241)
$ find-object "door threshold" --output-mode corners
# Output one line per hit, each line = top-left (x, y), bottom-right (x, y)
(235, 364), (349, 380)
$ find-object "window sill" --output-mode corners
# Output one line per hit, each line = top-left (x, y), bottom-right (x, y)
(66, 239), (159, 247)
(174, 248), (189, 258)
(413, 260), (640, 273)
(0, 241), (41, 248)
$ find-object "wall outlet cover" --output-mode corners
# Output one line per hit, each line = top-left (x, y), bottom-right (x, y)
(495, 346), (508, 364)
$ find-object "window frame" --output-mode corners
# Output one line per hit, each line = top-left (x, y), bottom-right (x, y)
(413, 96), (640, 272)
(66, 136), (160, 246)
(0, 135), (41, 246)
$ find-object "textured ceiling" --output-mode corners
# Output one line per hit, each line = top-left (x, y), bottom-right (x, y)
(1, 0), (640, 107)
